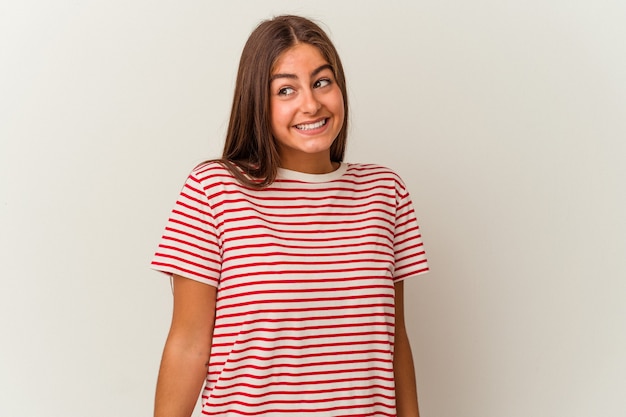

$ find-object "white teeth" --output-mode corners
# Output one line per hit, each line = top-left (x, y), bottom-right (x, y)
(296, 119), (327, 130)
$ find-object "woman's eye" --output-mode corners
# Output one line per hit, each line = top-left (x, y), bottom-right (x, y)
(314, 78), (331, 89)
(278, 87), (295, 96)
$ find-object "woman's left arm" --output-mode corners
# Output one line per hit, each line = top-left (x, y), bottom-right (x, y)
(394, 280), (421, 417)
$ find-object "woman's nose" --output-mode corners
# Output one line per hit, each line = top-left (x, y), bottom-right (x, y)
(300, 88), (322, 114)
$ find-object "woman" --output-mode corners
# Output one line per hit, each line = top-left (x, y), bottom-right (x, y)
(152, 15), (428, 417)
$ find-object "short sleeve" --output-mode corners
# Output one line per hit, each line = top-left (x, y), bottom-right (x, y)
(393, 177), (429, 282)
(150, 171), (221, 286)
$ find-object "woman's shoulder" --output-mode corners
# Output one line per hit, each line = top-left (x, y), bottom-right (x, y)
(184, 160), (239, 186)
(346, 162), (405, 181)
(345, 162), (412, 196)
(191, 159), (228, 174)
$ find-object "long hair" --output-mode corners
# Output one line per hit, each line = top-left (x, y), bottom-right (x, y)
(220, 15), (349, 188)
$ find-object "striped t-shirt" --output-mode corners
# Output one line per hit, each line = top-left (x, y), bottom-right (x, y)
(151, 161), (429, 416)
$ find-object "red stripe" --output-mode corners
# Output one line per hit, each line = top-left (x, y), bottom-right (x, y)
(219, 214), (394, 229)
(216, 349), (393, 366)
(219, 266), (391, 283)
(214, 302), (394, 321)
(152, 253), (218, 274)
(213, 310), (393, 329)
(162, 226), (219, 248)
(224, 239), (393, 253)
(212, 198), (394, 212)
(210, 339), (394, 357)
(202, 404), (395, 416)
(223, 231), (392, 245)
(221, 224), (394, 243)
(210, 382), (393, 398)
(216, 284), (392, 302)
(396, 249), (426, 263)
(206, 393), (394, 407)
(222, 249), (394, 264)
(210, 330), (393, 348)
(209, 365), (394, 381)
(160, 235), (220, 256)
(158, 244), (217, 263)
(150, 262), (218, 283)
(208, 377), (394, 392)
(395, 265), (430, 281)
(215, 203), (394, 217)
(220, 259), (391, 274)
(208, 189), (395, 205)
(212, 320), (392, 338)
(216, 276), (392, 293)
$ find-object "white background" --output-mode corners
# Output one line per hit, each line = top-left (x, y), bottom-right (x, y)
(1, 1), (625, 416)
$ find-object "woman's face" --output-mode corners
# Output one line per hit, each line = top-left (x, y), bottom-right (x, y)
(269, 43), (344, 173)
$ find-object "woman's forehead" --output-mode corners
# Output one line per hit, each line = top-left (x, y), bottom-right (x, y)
(271, 43), (330, 76)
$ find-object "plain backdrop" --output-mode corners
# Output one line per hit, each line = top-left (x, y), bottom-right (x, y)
(1, 1), (625, 416)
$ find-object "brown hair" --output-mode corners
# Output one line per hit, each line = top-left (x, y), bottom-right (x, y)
(219, 15), (349, 188)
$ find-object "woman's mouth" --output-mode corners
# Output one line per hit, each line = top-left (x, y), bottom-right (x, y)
(295, 118), (328, 131)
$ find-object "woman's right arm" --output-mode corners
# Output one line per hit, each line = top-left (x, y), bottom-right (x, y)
(154, 274), (218, 417)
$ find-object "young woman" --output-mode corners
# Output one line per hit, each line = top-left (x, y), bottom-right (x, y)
(151, 15), (428, 417)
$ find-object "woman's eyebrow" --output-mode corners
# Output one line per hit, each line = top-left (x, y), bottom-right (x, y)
(270, 64), (333, 83)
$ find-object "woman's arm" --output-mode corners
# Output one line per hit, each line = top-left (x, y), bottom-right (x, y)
(394, 280), (421, 417)
(154, 274), (217, 417)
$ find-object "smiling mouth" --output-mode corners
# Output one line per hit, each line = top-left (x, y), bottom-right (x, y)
(295, 118), (328, 131)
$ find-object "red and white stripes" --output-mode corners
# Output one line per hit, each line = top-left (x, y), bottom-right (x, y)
(152, 162), (428, 416)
